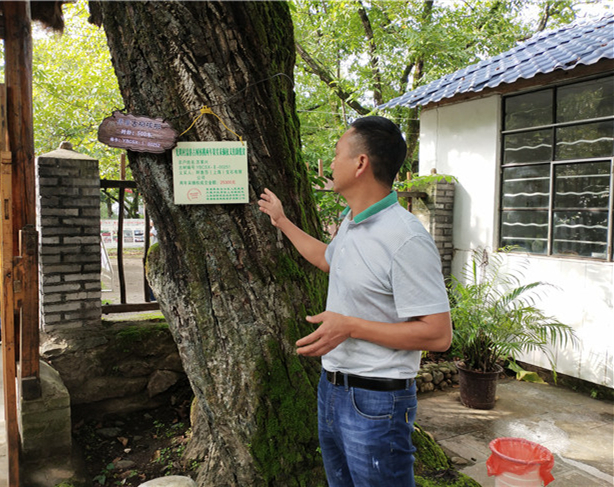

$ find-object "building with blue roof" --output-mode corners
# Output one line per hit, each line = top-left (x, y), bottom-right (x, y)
(381, 14), (613, 388)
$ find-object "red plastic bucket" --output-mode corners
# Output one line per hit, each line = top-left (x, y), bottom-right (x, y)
(486, 437), (554, 486)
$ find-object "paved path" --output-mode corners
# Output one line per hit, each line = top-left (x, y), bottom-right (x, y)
(417, 378), (614, 486)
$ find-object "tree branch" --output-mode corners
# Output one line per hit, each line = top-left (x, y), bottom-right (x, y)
(295, 41), (370, 115)
(412, 0), (433, 89)
(535, 2), (553, 32)
(356, 0), (383, 106)
(399, 63), (415, 95)
(463, 0), (505, 49)
(518, 0), (562, 41)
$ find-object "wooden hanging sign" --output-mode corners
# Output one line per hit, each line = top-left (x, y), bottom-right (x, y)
(98, 111), (177, 153)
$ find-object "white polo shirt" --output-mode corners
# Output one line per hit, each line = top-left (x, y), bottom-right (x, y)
(322, 192), (450, 379)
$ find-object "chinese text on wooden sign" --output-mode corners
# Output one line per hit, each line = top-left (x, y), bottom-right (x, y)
(98, 111), (177, 153)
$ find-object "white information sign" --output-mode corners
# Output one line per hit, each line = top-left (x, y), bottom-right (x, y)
(172, 141), (248, 204)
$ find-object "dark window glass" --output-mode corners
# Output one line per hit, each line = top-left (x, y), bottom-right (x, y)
(504, 90), (553, 130)
(553, 211), (608, 258)
(557, 77), (614, 123)
(503, 130), (552, 164)
(555, 121), (614, 160)
(501, 75), (614, 260)
(500, 210), (549, 254)
(554, 162), (610, 209)
(501, 164), (550, 208)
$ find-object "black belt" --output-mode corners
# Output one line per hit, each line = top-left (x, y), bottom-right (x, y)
(325, 370), (414, 391)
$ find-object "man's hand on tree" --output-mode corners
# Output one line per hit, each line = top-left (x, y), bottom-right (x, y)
(258, 188), (287, 227)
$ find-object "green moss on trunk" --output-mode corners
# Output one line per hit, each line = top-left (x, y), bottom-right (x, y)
(251, 339), (323, 486)
(413, 424), (482, 487)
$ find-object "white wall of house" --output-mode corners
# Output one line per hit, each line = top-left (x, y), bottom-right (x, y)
(419, 96), (614, 388)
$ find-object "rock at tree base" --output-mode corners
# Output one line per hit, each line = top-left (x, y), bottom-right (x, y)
(138, 476), (197, 487)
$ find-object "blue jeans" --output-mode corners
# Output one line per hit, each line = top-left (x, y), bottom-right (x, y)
(318, 370), (418, 487)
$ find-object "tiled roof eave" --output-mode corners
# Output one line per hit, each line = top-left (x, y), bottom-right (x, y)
(388, 53), (614, 110)
(408, 59), (614, 110)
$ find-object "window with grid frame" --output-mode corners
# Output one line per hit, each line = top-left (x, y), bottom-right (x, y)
(500, 74), (614, 260)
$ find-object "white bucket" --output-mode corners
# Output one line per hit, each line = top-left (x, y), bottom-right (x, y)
(494, 465), (543, 486)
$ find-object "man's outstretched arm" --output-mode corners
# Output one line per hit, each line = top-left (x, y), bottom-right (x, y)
(258, 188), (330, 273)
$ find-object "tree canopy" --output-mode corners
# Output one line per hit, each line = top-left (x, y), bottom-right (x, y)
(293, 0), (595, 175)
(31, 0), (124, 180)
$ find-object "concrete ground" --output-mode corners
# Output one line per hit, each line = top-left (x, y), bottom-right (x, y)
(103, 256), (150, 305)
(417, 378), (614, 486)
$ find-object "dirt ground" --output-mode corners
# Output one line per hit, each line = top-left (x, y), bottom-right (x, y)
(72, 383), (197, 485)
(85, 248), (199, 483)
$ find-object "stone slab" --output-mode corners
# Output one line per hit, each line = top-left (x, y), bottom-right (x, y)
(138, 476), (197, 487)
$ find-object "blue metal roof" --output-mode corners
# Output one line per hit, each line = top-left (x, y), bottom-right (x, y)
(379, 14), (614, 109)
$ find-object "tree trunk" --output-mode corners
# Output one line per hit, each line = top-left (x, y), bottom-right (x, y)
(89, 2), (327, 486)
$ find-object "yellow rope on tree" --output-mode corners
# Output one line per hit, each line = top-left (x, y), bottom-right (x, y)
(179, 106), (244, 144)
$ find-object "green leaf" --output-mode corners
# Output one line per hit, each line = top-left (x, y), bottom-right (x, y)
(93, 475), (106, 485)
(516, 370), (547, 384)
(507, 360), (547, 383)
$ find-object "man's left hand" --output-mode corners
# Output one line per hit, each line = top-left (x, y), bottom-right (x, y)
(296, 311), (351, 356)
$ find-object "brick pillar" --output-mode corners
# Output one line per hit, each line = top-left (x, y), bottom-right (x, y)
(36, 144), (101, 332)
(412, 181), (455, 279)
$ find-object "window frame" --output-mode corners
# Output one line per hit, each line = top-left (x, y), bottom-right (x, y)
(499, 74), (614, 262)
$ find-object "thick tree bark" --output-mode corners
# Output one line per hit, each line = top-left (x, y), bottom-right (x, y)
(89, 2), (327, 486)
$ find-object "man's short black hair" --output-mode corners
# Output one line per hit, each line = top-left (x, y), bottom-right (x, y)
(349, 116), (407, 187)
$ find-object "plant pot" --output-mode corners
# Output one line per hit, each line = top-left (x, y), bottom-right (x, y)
(456, 362), (503, 410)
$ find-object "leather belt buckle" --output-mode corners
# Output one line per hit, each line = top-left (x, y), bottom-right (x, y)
(325, 368), (414, 391)
(326, 369), (341, 386)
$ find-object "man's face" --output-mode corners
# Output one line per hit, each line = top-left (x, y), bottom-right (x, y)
(331, 129), (361, 194)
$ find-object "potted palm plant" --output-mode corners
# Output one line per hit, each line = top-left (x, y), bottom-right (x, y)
(448, 247), (576, 409)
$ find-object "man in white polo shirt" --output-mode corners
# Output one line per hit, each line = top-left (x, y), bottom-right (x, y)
(258, 116), (451, 487)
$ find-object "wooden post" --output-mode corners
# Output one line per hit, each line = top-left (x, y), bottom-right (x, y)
(1, 150), (19, 487)
(19, 225), (41, 400)
(117, 187), (127, 303)
(119, 153), (127, 303)
(406, 171), (413, 213)
(0, 82), (19, 485)
(143, 207), (151, 302)
(5, 0), (36, 245)
(4, 0), (41, 399)
(3, 1), (41, 483)
(120, 152), (126, 180)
